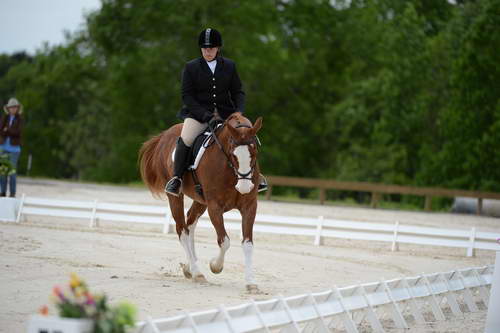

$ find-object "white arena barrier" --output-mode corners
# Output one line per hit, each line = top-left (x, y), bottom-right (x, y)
(10, 195), (500, 257)
(133, 265), (493, 333)
(485, 251), (500, 333)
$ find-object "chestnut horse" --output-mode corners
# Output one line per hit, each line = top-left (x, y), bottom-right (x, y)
(139, 112), (262, 292)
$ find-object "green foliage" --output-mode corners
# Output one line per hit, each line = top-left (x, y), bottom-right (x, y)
(0, 0), (498, 194)
(422, 0), (500, 191)
(0, 152), (14, 175)
(93, 296), (136, 333)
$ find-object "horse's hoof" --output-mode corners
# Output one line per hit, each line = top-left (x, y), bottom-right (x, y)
(246, 284), (261, 294)
(209, 260), (223, 274)
(180, 263), (192, 279)
(193, 274), (208, 284)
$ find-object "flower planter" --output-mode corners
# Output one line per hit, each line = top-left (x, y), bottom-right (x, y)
(27, 315), (93, 333)
(28, 273), (136, 333)
(0, 197), (18, 222)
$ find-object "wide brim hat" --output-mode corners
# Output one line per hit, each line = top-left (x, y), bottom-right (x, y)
(3, 97), (23, 114)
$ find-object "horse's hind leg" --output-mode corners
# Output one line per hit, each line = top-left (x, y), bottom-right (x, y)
(185, 201), (207, 276)
(207, 204), (230, 274)
(167, 194), (206, 283)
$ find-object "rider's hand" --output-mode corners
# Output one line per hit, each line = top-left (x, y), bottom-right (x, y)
(208, 113), (222, 128)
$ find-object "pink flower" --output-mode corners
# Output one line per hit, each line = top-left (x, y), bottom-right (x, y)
(84, 291), (95, 305)
(53, 286), (66, 302)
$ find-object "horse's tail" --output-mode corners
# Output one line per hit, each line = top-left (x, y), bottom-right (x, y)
(139, 133), (168, 198)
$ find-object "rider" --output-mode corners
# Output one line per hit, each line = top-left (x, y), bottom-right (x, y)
(165, 28), (267, 196)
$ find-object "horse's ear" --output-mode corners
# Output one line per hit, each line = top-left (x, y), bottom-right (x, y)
(252, 117), (263, 135)
(226, 122), (239, 138)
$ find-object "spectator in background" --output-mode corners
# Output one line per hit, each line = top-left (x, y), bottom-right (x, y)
(0, 98), (24, 197)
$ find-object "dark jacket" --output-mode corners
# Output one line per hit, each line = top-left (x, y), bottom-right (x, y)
(0, 113), (23, 146)
(178, 56), (245, 122)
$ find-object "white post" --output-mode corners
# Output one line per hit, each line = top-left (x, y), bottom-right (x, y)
(467, 227), (476, 257)
(16, 193), (26, 223)
(391, 221), (399, 252)
(90, 199), (98, 228)
(485, 251), (500, 333)
(314, 216), (324, 246)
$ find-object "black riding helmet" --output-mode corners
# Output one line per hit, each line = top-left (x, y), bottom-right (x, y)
(198, 28), (222, 48)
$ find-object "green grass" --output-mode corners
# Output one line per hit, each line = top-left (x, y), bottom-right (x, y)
(127, 180), (147, 188)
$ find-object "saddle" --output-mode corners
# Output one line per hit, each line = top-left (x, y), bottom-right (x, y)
(171, 124), (221, 169)
(170, 124), (222, 198)
(187, 124), (222, 170)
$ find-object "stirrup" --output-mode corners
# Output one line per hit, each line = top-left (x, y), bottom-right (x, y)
(165, 176), (182, 196)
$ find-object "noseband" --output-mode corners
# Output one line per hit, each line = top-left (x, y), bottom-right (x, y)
(209, 123), (259, 182)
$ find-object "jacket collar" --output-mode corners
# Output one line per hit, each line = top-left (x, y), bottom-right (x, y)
(198, 56), (224, 76)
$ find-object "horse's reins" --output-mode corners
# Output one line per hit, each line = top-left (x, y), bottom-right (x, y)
(208, 122), (258, 182)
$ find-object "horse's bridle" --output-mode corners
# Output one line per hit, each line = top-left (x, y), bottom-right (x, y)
(208, 122), (259, 182)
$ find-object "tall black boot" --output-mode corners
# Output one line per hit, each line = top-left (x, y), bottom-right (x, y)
(258, 173), (268, 192)
(165, 137), (191, 196)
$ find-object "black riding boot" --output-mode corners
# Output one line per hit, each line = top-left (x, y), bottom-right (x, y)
(165, 137), (191, 196)
(258, 173), (268, 192)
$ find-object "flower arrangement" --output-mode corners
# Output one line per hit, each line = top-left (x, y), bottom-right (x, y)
(0, 152), (14, 176)
(40, 273), (137, 333)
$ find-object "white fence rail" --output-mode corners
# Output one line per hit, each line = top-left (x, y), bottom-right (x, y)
(134, 265), (493, 333)
(7, 195), (500, 257)
(485, 252), (500, 333)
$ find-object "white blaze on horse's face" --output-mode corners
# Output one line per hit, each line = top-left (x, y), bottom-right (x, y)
(233, 145), (254, 194)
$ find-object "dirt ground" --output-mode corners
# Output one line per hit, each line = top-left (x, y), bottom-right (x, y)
(0, 178), (498, 332)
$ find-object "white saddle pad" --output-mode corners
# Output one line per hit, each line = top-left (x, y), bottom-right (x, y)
(171, 130), (215, 171)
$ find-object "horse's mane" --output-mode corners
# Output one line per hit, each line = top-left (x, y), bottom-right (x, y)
(225, 112), (252, 128)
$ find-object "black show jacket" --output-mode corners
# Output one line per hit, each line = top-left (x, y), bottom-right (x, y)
(178, 56), (245, 122)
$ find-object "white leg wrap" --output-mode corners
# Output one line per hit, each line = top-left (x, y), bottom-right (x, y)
(242, 240), (255, 285)
(180, 230), (201, 276)
(188, 221), (198, 261)
(211, 236), (230, 273)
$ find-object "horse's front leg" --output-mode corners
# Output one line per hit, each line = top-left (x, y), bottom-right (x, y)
(207, 204), (230, 274)
(240, 200), (259, 293)
(168, 195), (206, 283)
(184, 201), (207, 282)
